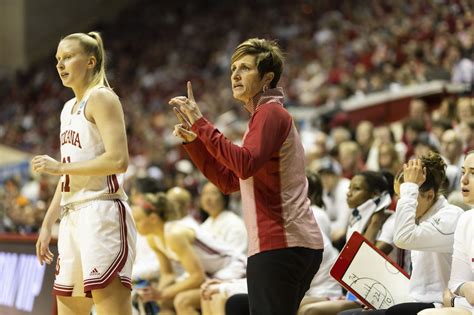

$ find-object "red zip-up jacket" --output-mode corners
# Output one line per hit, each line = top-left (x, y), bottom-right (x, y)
(184, 88), (323, 256)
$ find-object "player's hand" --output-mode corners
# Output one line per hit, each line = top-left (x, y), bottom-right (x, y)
(201, 279), (223, 300)
(169, 81), (203, 125)
(443, 288), (455, 307)
(36, 227), (54, 265)
(402, 159), (426, 186)
(201, 285), (220, 300)
(32, 155), (62, 175)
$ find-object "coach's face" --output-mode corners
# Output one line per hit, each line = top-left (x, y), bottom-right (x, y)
(231, 54), (274, 105)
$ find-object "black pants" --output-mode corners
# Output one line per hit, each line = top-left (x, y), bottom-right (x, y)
(386, 302), (435, 315)
(338, 302), (435, 315)
(242, 247), (323, 315)
(226, 294), (250, 315)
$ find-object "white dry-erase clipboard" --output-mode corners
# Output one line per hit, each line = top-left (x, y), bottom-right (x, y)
(330, 231), (411, 309)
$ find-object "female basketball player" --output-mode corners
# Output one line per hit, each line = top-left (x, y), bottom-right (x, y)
(32, 32), (136, 315)
(132, 192), (246, 315)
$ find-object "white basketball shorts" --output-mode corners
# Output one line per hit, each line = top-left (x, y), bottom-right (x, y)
(53, 199), (137, 297)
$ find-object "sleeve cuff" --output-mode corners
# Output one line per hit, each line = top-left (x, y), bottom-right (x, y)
(191, 117), (208, 132)
(400, 182), (420, 196)
(218, 283), (227, 295)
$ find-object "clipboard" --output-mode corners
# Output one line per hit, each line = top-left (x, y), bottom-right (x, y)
(330, 231), (411, 309)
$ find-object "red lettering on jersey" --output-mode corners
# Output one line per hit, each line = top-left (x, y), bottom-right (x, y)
(61, 130), (82, 148)
(73, 132), (82, 148)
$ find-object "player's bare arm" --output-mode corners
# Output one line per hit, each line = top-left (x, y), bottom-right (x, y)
(32, 88), (128, 176)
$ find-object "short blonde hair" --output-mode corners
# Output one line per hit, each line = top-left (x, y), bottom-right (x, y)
(231, 38), (284, 88)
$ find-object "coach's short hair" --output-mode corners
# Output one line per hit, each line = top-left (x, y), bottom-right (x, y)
(231, 38), (284, 88)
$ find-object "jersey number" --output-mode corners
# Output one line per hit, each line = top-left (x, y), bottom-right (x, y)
(61, 156), (71, 192)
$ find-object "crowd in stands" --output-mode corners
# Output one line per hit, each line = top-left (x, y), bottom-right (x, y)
(1, 0), (474, 313)
(0, 0), (473, 155)
(1, 0), (473, 233)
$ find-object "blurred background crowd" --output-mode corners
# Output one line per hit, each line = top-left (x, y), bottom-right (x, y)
(1, 0), (474, 313)
(0, 0), (473, 241)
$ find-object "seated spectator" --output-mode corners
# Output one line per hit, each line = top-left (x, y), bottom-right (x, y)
(403, 119), (428, 161)
(406, 153), (474, 315)
(441, 130), (465, 169)
(452, 49), (474, 86)
(431, 118), (454, 146)
(355, 120), (375, 164)
(129, 177), (161, 282)
(305, 130), (330, 167)
(338, 141), (365, 180)
(455, 98), (474, 127)
(457, 120), (474, 154)
(366, 124), (407, 170)
(166, 186), (199, 222)
(440, 129), (464, 193)
(312, 157), (351, 245)
(330, 127), (352, 151)
(340, 151), (464, 315)
(413, 133), (441, 159)
(408, 98), (431, 131)
(133, 192), (245, 315)
(300, 171), (395, 315)
(199, 181), (247, 254)
(345, 171), (395, 255)
(437, 151), (474, 314)
(377, 142), (403, 177)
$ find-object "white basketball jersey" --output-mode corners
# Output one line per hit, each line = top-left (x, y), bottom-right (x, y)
(153, 217), (245, 277)
(59, 87), (127, 206)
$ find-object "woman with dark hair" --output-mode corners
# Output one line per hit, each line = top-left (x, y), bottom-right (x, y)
(169, 38), (323, 314)
(307, 171), (325, 209)
(301, 171), (395, 315)
(340, 151), (464, 315)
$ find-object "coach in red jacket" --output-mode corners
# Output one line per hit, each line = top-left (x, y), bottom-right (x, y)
(170, 38), (323, 315)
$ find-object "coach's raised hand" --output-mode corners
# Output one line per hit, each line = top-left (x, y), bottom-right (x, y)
(169, 81), (203, 125)
(172, 107), (197, 143)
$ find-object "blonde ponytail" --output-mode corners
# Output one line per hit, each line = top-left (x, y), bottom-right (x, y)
(62, 31), (110, 89)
